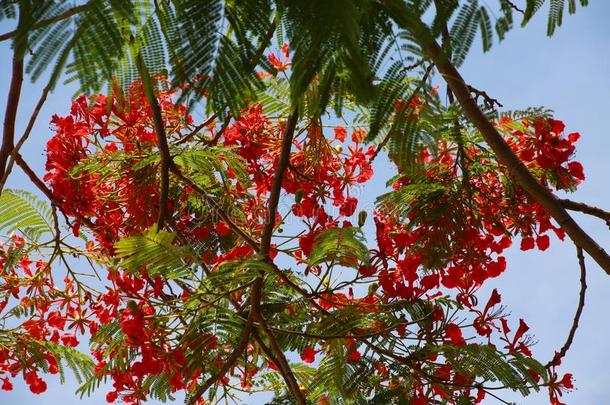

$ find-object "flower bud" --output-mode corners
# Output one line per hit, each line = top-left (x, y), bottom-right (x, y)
(358, 210), (367, 227)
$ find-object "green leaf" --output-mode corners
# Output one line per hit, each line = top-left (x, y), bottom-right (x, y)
(0, 189), (53, 238)
(308, 226), (369, 268)
(114, 226), (194, 278)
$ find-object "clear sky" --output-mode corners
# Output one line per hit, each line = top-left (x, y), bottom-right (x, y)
(2, 2), (610, 404)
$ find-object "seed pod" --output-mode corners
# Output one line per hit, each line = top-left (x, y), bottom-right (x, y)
(295, 189), (304, 203)
(368, 283), (378, 295)
(358, 210), (367, 227)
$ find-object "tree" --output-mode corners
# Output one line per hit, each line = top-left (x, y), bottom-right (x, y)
(0, 0), (605, 404)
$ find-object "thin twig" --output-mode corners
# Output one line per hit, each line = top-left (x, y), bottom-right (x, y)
(502, 0), (525, 14)
(171, 167), (259, 250)
(14, 153), (95, 229)
(561, 198), (610, 226)
(546, 246), (587, 368)
(466, 84), (503, 110)
(174, 113), (218, 146)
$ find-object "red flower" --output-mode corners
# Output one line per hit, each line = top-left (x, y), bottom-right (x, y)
(215, 221), (231, 236)
(334, 126), (347, 142)
(106, 390), (118, 403)
(536, 235), (550, 251)
(300, 346), (318, 363)
(346, 350), (361, 362)
(340, 197), (358, 217)
(567, 161), (585, 180)
(1, 378), (13, 391)
(61, 333), (79, 347)
(520, 237), (535, 251)
(445, 323), (466, 346)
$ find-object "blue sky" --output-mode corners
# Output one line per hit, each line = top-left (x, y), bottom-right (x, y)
(2, 2), (610, 404)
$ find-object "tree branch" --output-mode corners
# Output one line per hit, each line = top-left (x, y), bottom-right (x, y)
(547, 246), (587, 368)
(136, 54), (171, 230)
(0, 37), (24, 185)
(255, 314), (307, 404)
(502, 0), (525, 15)
(466, 84), (503, 110)
(260, 109), (299, 258)
(560, 198), (610, 225)
(171, 167), (259, 250)
(0, 84), (50, 193)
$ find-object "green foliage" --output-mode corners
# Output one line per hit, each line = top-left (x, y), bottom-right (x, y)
(441, 344), (544, 395)
(174, 145), (249, 187)
(366, 61), (415, 142)
(308, 227), (369, 268)
(307, 340), (366, 403)
(114, 226), (194, 278)
(0, 189), (53, 238)
(377, 182), (447, 221)
(41, 341), (96, 385)
(524, 0), (588, 35)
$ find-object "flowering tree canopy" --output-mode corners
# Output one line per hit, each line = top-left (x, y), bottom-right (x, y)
(0, 0), (606, 404)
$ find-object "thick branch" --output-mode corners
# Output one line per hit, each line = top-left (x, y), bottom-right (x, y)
(255, 314), (307, 404)
(260, 109), (299, 258)
(136, 54), (171, 230)
(0, 84), (50, 192)
(0, 43), (24, 184)
(547, 246), (587, 368)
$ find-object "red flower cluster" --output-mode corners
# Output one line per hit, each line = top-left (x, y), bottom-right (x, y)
(0, 234), (93, 394)
(371, 116), (584, 308)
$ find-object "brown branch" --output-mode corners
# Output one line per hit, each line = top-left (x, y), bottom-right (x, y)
(136, 54), (171, 230)
(14, 153), (95, 229)
(0, 41), (24, 184)
(466, 84), (503, 110)
(251, 108), (307, 403)
(502, 0), (525, 15)
(255, 313), (307, 404)
(260, 109), (299, 258)
(392, 12), (610, 274)
(547, 246), (587, 368)
(186, 277), (263, 405)
(0, 84), (50, 192)
(560, 198), (610, 225)
(174, 113), (218, 146)
(15, 153), (54, 201)
(0, 4), (88, 42)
